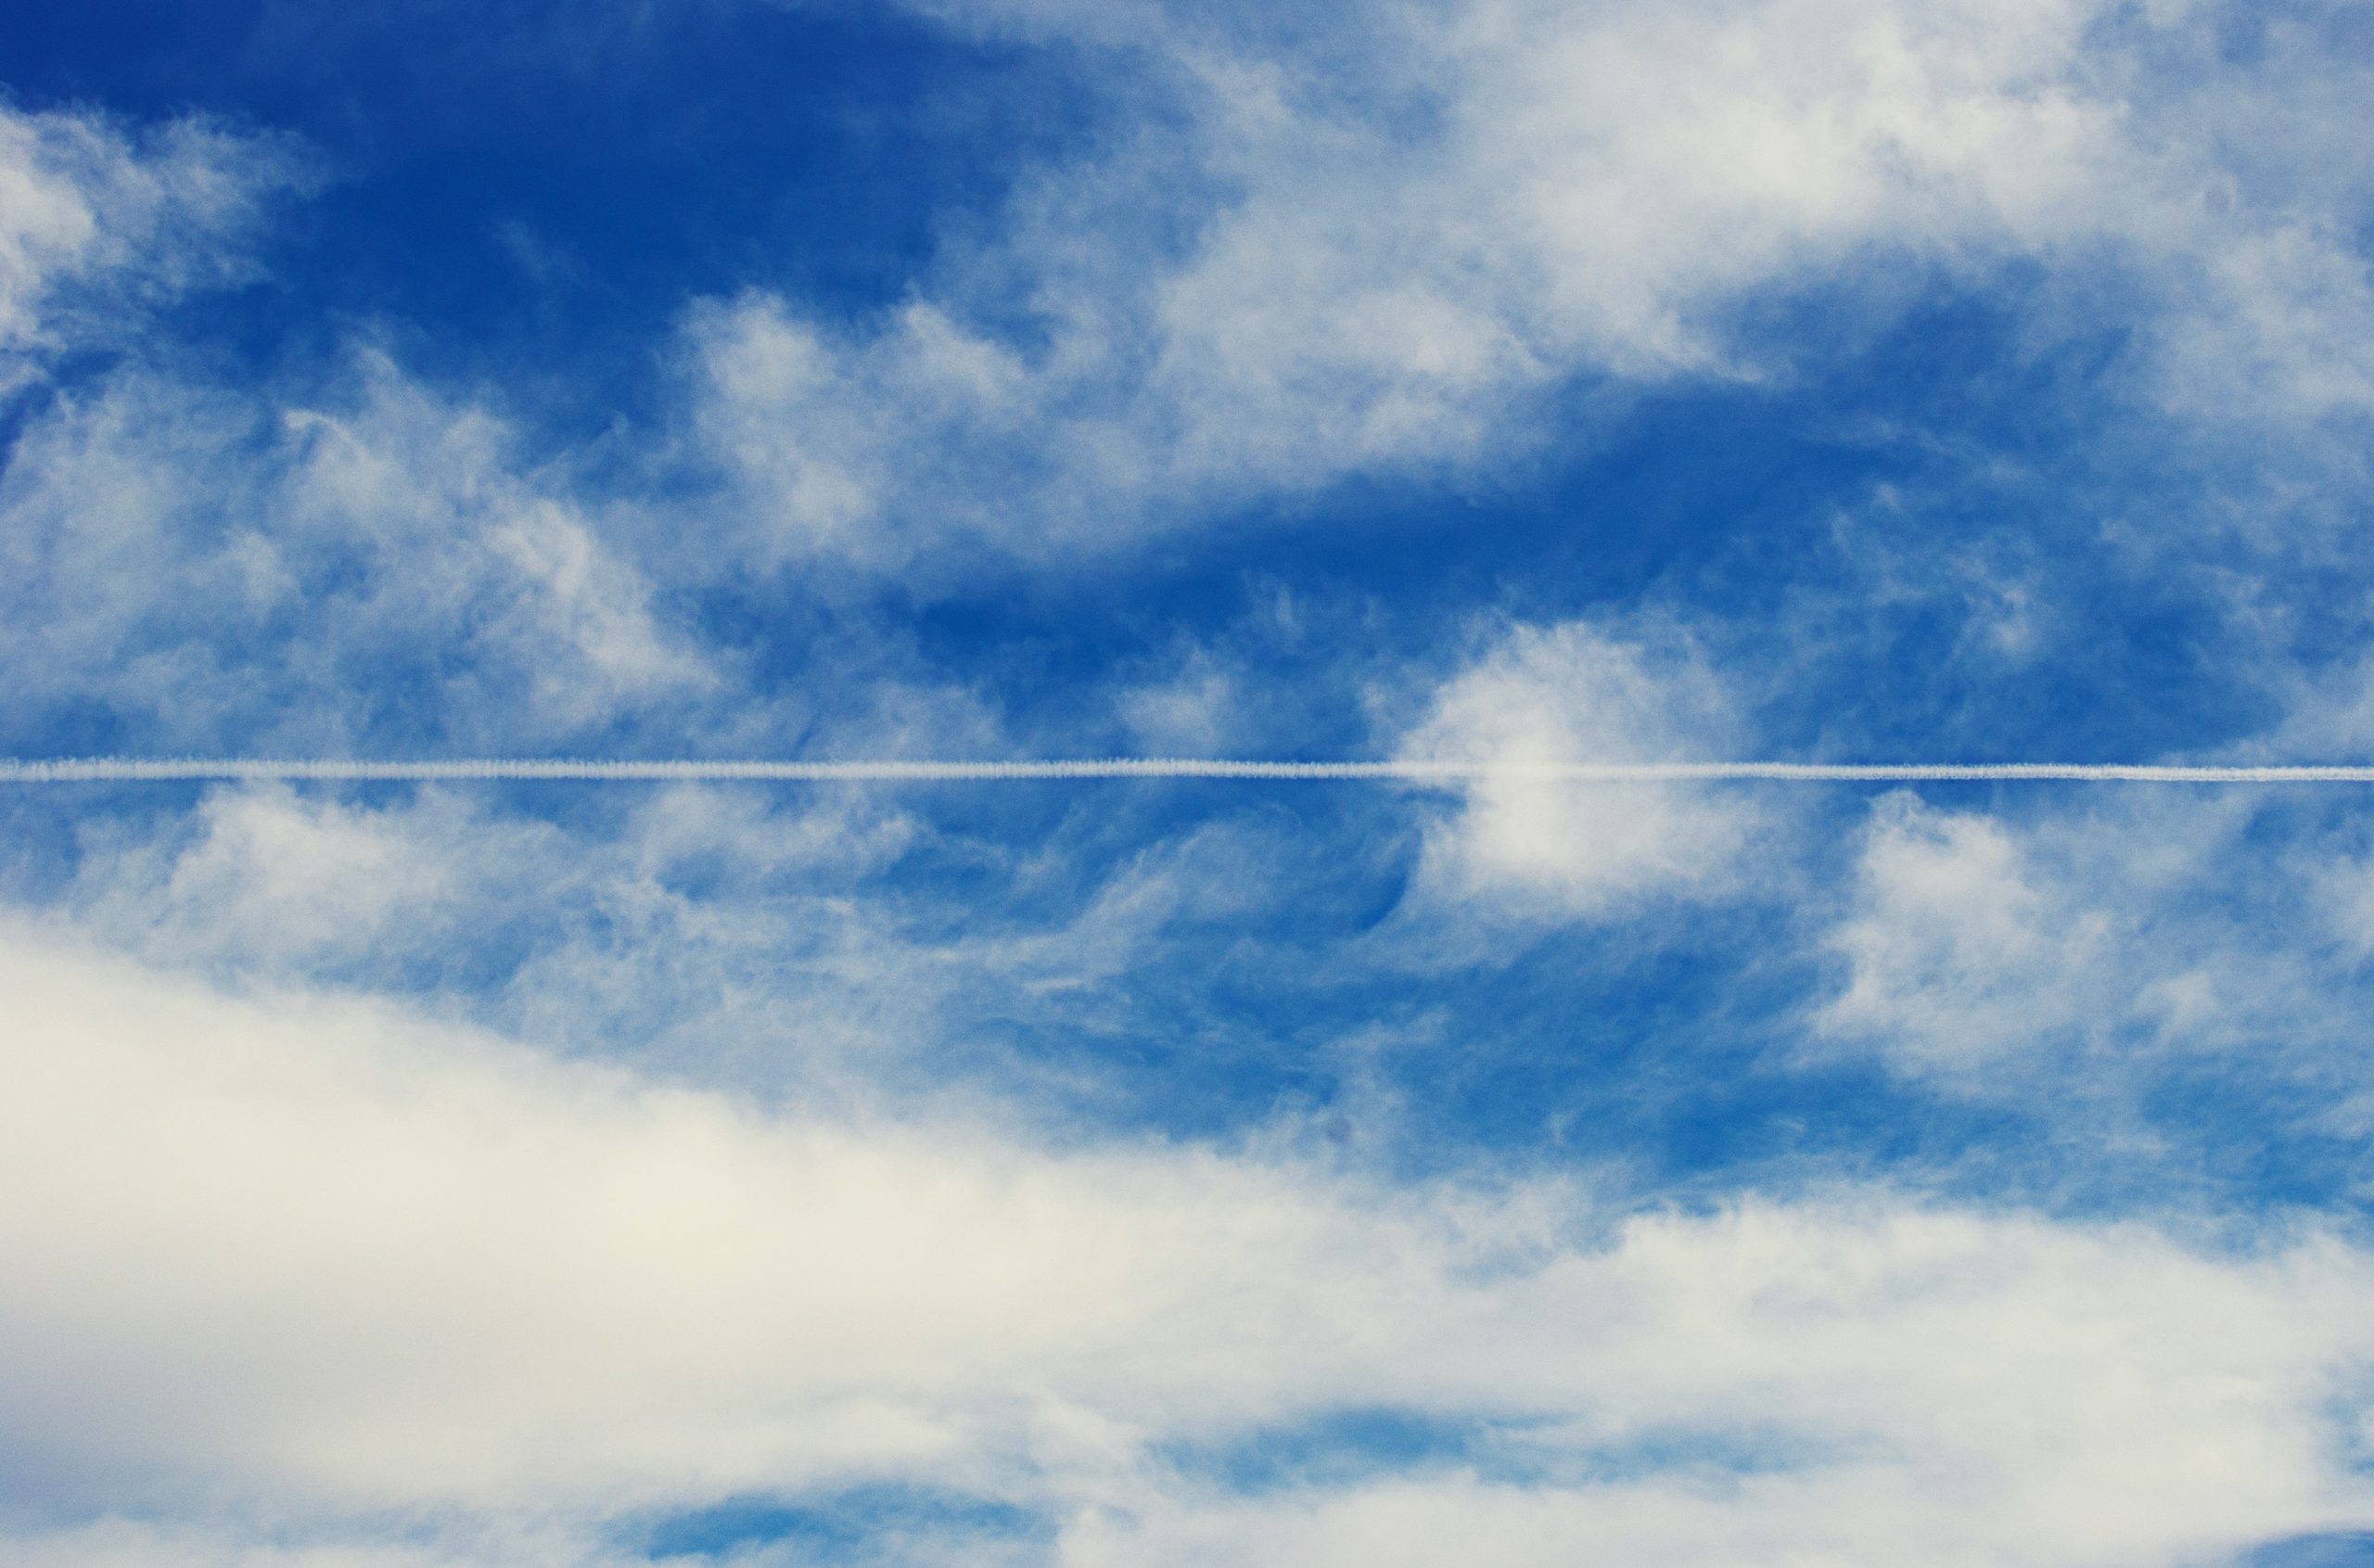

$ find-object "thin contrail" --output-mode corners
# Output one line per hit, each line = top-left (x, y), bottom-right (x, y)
(7, 758), (2374, 784)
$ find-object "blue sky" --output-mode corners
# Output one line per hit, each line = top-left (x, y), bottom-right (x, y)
(6, 2), (2374, 1564)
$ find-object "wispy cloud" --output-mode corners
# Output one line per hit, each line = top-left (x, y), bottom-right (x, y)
(0, 102), (306, 392)
(681, 0), (2374, 564)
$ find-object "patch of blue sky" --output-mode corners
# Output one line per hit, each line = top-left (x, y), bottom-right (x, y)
(632, 1485), (1048, 1563)
(1157, 1407), (1842, 1495)
(2243, 1534), (2374, 1567)
(0, 0), (1110, 429)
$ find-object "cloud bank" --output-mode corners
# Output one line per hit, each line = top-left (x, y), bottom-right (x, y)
(6, 922), (2373, 1565)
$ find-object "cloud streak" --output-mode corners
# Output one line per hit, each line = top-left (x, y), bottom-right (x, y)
(12, 758), (2374, 784)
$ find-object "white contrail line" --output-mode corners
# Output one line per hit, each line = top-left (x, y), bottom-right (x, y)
(8, 758), (2374, 784)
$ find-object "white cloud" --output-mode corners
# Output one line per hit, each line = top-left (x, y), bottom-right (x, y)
(1117, 648), (1237, 755)
(41, 776), (1236, 1094)
(0, 103), (302, 391)
(1811, 790), (2362, 1088)
(72, 784), (461, 967)
(685, 295), (1037, 567)
(0, 353), (713, 751)
(1395, 619), (1766, 920)
(47, 779), (927, 1075)
(6, 920), (2369, 1563)
(695, 0), (2374, 563)
(1819, 795), (2101, 1071)
(0, 1520), (599, 1568)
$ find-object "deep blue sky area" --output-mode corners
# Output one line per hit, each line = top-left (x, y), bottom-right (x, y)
(1, 0), (1098, 422)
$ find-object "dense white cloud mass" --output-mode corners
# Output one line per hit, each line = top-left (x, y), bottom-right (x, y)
(3, 921), (2373, 1564)
(3, 1523), (604, 1568)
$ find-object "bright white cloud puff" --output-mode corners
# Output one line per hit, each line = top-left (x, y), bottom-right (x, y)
(1398, 619), (1767, 919)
